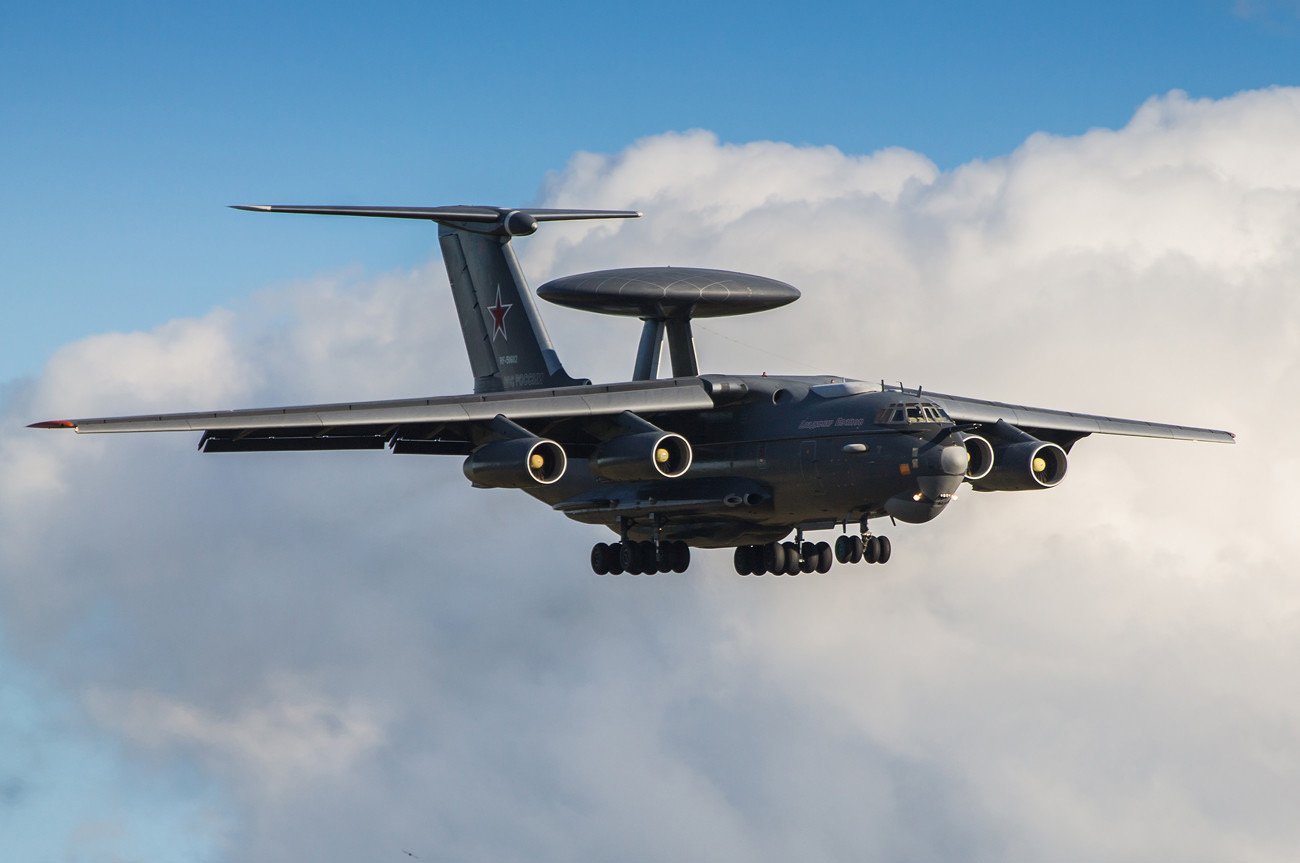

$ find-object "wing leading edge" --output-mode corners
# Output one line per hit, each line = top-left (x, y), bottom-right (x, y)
(29, 378), (720, 454)
(32, 377), (1234, 451)
(911, 388), (1235, 446)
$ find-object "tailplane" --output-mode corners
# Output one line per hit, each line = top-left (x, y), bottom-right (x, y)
(232, 204), (640, 392)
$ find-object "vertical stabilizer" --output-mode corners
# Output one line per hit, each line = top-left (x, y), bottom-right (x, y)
(438, 223), (584, 393)
(230, 204), (640, 392)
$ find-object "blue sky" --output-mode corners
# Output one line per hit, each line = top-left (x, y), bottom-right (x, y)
(3, 2), (1299, 383)
(4, 4), (1300, 862)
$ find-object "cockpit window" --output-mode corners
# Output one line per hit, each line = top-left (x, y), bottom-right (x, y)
(876, 401), (950, 425)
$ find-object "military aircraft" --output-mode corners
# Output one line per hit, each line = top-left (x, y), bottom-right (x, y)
(31, 205), (1234, 576)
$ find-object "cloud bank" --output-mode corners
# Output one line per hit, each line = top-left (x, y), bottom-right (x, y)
(3, 87), (1299, 862)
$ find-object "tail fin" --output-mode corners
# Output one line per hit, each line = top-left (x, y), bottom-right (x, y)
(232, 204), (640, 392)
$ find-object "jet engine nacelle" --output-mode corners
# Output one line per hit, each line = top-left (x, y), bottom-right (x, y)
(961, 434), (995, 481)
(463, 437), (567, 488)
(970, 439), (1068, 491)
(591, 431), (693, 481)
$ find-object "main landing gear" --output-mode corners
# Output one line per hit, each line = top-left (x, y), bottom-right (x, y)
(733, 524), (892, 576)
(590, 540), (691, 575)
(733, 539), (833, 576)
(833, 532), (892, 565)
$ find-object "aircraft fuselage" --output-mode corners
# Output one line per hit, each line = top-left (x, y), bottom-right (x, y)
(527, 375), (968, 547)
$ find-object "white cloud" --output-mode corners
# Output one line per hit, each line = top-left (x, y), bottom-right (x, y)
(85, 678), (387, 801)
(4, 87), (1300, 861)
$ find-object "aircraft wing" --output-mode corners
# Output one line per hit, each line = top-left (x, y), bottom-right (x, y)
(30, 378), (721, 454)
(916, 388), (1235, 446)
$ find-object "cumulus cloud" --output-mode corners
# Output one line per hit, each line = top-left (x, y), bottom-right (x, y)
(86, 678), (387, 799)
(4, 87), (1300, 862)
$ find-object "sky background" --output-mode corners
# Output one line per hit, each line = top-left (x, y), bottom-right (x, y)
(4, 1), (1300, 381)
(3, 3), (1300, 862)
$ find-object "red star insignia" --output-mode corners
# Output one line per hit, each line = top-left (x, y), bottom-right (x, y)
(488, 286), (512, 341)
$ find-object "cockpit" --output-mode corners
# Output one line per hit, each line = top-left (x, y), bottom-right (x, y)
(875, 401), (952, 426)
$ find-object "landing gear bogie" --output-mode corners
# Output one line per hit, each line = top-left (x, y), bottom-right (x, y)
(836, 530), (891, 567)
(595, 540), (690, 576)
(732, 538), (838, 576)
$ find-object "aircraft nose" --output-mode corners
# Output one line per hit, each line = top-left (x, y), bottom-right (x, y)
(917, 471), (963, 502)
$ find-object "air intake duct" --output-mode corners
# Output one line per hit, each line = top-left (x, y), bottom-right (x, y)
(961, 434), (995, 482)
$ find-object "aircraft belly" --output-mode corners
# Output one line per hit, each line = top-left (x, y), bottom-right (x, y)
(528, 429), (939, 543)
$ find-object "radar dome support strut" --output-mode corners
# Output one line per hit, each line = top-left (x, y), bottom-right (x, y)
(634, 319), (667, 380)
(664, 318), (699, 379)
(537, 267), (800, 381)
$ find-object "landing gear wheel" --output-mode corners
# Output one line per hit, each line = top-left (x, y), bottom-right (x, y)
(876, 535), (892, 564)
(800, 542), (817, 574)
(607, 542), (625, 575)
(783, 541), (800, 575)
(620, 541), (642, 575)
(864, 535), (880, 564)
(835, 535), (852, 564)
(591, 542), (612, 575)
(638, 541), (658, 574)
(733, 546), (752, 576)
(765, 542), (784, 575)
(815, 541), (833, 573)
(654, 543), (673, 574)
(849, 535), (864, 564)
(670, 541), (690, 573)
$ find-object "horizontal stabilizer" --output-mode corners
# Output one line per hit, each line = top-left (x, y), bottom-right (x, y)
(231, 204), (640, 235)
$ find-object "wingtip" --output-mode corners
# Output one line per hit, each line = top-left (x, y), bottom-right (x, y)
(29, 420), (76, 429)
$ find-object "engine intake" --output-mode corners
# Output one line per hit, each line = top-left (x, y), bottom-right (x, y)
(591, 431), (693, 481)
(961, 434), (995, 481)
(463, 437), (567, 488)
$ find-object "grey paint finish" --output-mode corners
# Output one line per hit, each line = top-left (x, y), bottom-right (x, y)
(230, 204), (640, 227)
(61, 378), (717, 434)
(633, 319), (665, 380)
(437, 225), (583, 392)
(917, 387), (1235, 443)
(33, 203), (1235, 564)
(541, 267), (799, 381)
(538, 267), (800, 318)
